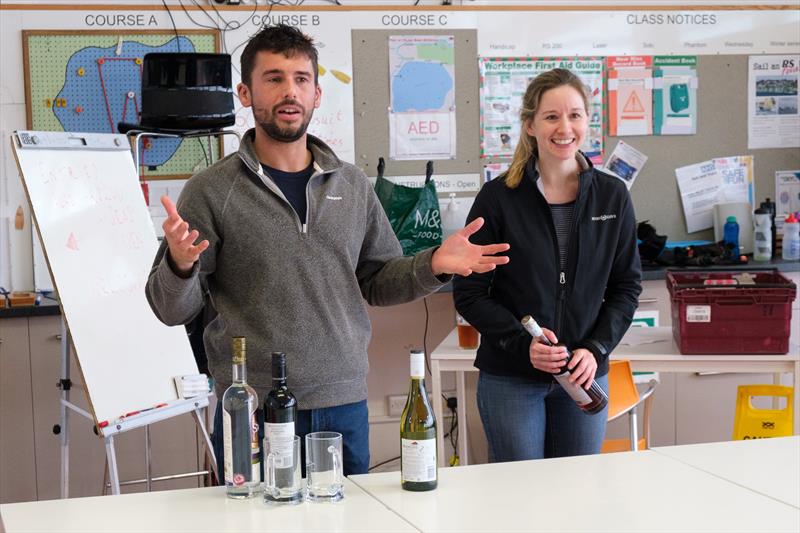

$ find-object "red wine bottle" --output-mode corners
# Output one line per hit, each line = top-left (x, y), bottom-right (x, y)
(264, 352), (297, 492)
(521, 315), (608, 415)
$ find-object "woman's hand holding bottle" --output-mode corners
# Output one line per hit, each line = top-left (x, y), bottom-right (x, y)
(563, 348), (597, 390)
(528, 327), (567, 374)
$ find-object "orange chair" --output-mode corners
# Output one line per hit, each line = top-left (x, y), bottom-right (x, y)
(601, 360), (658, 453)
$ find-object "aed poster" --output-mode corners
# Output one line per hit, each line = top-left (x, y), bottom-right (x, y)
(388, 35), (457, 160)
(479, 57), (604, 163)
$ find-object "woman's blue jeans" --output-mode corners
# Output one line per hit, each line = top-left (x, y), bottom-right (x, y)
(477, 371), (609, 462)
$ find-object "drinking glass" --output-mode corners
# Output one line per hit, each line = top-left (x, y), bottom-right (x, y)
(264, 435), (303, 505)
(456, 314), (479, 349)
(305, 431), (344, 502)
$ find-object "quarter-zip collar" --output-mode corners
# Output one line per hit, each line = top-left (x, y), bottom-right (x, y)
(236, 128), (344, 182)
(236, 128), (345, 234)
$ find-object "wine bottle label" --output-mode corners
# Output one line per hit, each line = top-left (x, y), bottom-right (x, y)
(401, 438), (437, 482)
(222, 410), (234, 485)
(553, 373), (592, 405)
(265, 422), (295, 468)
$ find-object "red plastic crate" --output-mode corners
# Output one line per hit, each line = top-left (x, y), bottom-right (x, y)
(666, 270), (797, 355)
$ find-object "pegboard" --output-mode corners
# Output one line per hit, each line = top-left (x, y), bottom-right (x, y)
(23, 29), (221, 180)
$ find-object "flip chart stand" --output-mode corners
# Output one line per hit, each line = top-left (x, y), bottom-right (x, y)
(56, 317), (217, 497)
(11, 130), (219, 497)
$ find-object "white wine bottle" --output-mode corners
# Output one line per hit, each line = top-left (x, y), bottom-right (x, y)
(400, 349), (437, 491)
(222, 336), (261, 498)
(521, 316), (608, 415)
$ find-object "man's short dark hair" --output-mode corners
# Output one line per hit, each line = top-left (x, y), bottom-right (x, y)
(240, 24), (319, 87)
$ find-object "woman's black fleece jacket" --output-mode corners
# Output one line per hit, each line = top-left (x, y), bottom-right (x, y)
(453, 156), (642, 382)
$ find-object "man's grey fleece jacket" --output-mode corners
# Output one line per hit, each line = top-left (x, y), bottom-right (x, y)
(146, 130), (448, 409)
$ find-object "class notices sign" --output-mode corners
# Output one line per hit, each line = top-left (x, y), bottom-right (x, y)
(479, 57), (604, 163)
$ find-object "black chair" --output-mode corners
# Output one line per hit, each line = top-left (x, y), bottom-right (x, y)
(118, 52), (235, 134)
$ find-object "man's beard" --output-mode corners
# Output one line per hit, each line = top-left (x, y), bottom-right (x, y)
(254, 100), (313, 143)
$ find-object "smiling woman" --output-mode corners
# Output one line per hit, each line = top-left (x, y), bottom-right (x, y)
(453, 68), (642, 465)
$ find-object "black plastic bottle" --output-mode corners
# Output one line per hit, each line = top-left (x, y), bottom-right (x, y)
(521, 315), (608, 415)
(759, 198), (777, 258)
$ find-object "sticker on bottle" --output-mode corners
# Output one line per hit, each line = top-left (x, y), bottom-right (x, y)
(401, 438), (437, 482)
(250, 416), (261, 483)
(686, 305), (711, 322)
(222, 410), (234, 484)
(265, 422), (295, 468)
(554, 373), (592, 405)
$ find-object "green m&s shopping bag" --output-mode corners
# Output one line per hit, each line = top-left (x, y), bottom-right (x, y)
(374, 159), (443, 256)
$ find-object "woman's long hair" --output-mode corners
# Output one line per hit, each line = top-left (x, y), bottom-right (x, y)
(504, 69), (590, 189)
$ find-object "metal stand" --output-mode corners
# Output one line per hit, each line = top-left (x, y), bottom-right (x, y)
(57, 318), (218, 496)
(125, 128), (242, 172)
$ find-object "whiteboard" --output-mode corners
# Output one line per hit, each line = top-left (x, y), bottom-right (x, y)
(32, 222), (54, 293)
(12, 131), (198, 425)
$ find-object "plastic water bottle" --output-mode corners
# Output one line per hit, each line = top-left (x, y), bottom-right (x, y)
(753, 208), (772, 262)
(441, 193), (461, 240)
(782, 213), (800, 261)
(723, 216), (740, 254)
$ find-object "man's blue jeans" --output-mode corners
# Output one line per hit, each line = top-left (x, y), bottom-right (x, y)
(477, 371), (609, 462)
(211, 399), (370, 484)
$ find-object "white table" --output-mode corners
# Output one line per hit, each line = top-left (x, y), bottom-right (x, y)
(349, 448), (800, 532)
(0, 480), (417, 533)
(652, 436), (800, 509)
(430, 326), (800, 466)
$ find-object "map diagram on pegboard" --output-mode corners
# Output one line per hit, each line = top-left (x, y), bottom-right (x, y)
(24, 30), (221, 179)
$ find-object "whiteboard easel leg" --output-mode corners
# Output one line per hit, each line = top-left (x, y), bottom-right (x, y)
(105, 436), (121, 495)
(59, 319), (70, 499)
(101, 461), (109, 495)
(145, 425), (152, 492)
(192, 407), (217, 482)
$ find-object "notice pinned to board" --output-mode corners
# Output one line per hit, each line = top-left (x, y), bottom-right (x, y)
(748, 55), (800, 150)
(602, 141), (648, 190)
(675, 156), (754, 233)
(368, 173), (480, 194)
(388, 35), (457, 161)
(775, 170), (800, 216)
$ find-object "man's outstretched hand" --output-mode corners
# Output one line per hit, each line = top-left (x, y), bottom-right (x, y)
(431, 217), (510, 276)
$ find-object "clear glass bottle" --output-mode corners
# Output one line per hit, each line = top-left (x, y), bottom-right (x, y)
(263, 351), (300, 504)
(400, 349), (437, 492)
(222, 336), (261, 498)
(521, 315), (608, 415)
